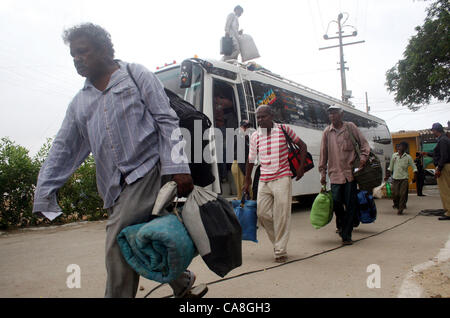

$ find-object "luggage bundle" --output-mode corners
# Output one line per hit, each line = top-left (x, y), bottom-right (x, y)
(238, 34), (260, 62)
(163, 88), (215, 187)
(220, 35), (233, 56)
(372, 182), (392, 199)
(117, 183), (196, 284)
(232, 194), (258, 243)
(118, 182), (243, 283)
(357, 190), (377, 224)
(182, 185), (243, 277)
(346, 125), (382, 192)
(310, 186), (334, 229)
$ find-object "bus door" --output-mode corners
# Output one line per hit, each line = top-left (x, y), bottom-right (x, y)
(208, 78), (242, 197)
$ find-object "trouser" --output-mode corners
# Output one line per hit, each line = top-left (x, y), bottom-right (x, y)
(437, 164), (450, 216)
(105, 164), (191, 298)
(231, 160), (245, 199)
(331, 181), (358, 242)
(257, 176), (292, 257)
(392, 179), (409, 210)
(416, 173), (424, 196)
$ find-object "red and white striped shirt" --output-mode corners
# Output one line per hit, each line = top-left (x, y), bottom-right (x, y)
(248, 123), (301, 182)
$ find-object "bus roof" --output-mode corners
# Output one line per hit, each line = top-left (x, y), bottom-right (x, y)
(156, 57), (388, 126)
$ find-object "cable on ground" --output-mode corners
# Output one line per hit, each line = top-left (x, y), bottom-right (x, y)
(144, 212), (420, 298)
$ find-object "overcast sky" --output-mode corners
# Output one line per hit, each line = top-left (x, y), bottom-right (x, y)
(0, 0), (448, 156)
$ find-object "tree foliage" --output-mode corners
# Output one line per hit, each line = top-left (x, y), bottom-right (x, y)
(385, 0), (450, 110)
(0, 138), (40, 228)
(0, 137), (106, 230)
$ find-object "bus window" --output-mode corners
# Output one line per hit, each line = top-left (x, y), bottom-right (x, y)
(251, 80), (331, 128)
(251, 81), (288, 124)
(213, 80), (239, 130)
(155, 65), (203, 111)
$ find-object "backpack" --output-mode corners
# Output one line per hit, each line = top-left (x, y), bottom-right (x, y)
(357, 190), (377, 224)
(126, 64), (215, 187)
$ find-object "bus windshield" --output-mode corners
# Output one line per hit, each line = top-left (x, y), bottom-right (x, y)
(155, 65), (203, 111)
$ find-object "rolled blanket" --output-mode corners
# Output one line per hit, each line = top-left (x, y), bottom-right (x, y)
(117, 214), (197, 283)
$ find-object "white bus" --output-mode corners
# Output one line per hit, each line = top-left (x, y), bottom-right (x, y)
(155, 57), (393, 198)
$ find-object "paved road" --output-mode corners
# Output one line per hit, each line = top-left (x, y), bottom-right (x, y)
(0, 186), (449, 298)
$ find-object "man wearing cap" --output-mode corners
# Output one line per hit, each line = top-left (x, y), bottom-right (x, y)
(319, 105), (370, 245)
(422, 123), (450, 221)
(385, 141), (418, 215)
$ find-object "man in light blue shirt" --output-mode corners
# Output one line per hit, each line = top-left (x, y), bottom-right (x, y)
(33, 23), (205, 298)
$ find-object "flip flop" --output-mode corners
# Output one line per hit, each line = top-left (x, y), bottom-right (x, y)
(173, 272), (208, 299)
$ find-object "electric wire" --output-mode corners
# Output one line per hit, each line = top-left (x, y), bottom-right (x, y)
(144, 211), (421, 298)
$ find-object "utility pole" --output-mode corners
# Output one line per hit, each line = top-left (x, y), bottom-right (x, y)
(365, 91), (370, 113)
(319, 13), (365, 104)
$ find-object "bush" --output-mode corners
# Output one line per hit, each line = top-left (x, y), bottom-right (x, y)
(0, 137), (107, 229)
(58, 155), (106, 222)
(0, 138), (40, 228)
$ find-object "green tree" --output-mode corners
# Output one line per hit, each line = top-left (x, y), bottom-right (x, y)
(33, 139), (105, 223)
(58, 154), (105, 221)
(0, 137), (106, 229)
(385, 0), (450, 110)
(0, 138), (40, 228)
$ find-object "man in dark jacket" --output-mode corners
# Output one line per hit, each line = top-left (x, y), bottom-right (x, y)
(423, 123), (450, 221)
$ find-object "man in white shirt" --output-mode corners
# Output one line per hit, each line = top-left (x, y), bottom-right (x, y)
(222, 5), (244, 61)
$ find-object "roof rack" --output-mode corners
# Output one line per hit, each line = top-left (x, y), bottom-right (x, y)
(224, 59), (353, 108)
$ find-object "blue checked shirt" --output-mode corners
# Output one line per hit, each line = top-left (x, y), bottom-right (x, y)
(33, 61), (190, 214)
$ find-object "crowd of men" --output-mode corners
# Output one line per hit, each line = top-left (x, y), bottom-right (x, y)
(31, 17), (449, 298)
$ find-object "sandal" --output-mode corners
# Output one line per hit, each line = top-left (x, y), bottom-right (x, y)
(275, 255), (288, 263)
(174, 271), (208, 299)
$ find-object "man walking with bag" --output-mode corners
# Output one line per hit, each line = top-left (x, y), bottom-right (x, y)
(385, 141), (418, 215)
(32, 23), (206, 298)
(319, 105), (370, 245)
(243, 105), (307, 263)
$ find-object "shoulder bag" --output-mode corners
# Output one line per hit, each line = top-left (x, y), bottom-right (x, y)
(346, 124), (382, 192)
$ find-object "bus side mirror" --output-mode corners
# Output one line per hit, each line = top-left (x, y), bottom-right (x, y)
(180, 60), (193, 88)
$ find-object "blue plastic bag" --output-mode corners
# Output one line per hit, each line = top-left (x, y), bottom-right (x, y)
(232, 194), (258, 243)
(357, 190), (377, 224)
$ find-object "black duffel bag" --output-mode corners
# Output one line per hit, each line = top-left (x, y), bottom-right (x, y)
(346, 126), (383, 192)
(220, 35), (233, 56)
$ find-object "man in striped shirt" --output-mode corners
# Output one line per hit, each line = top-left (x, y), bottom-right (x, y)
(243, 105), (307, 263)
